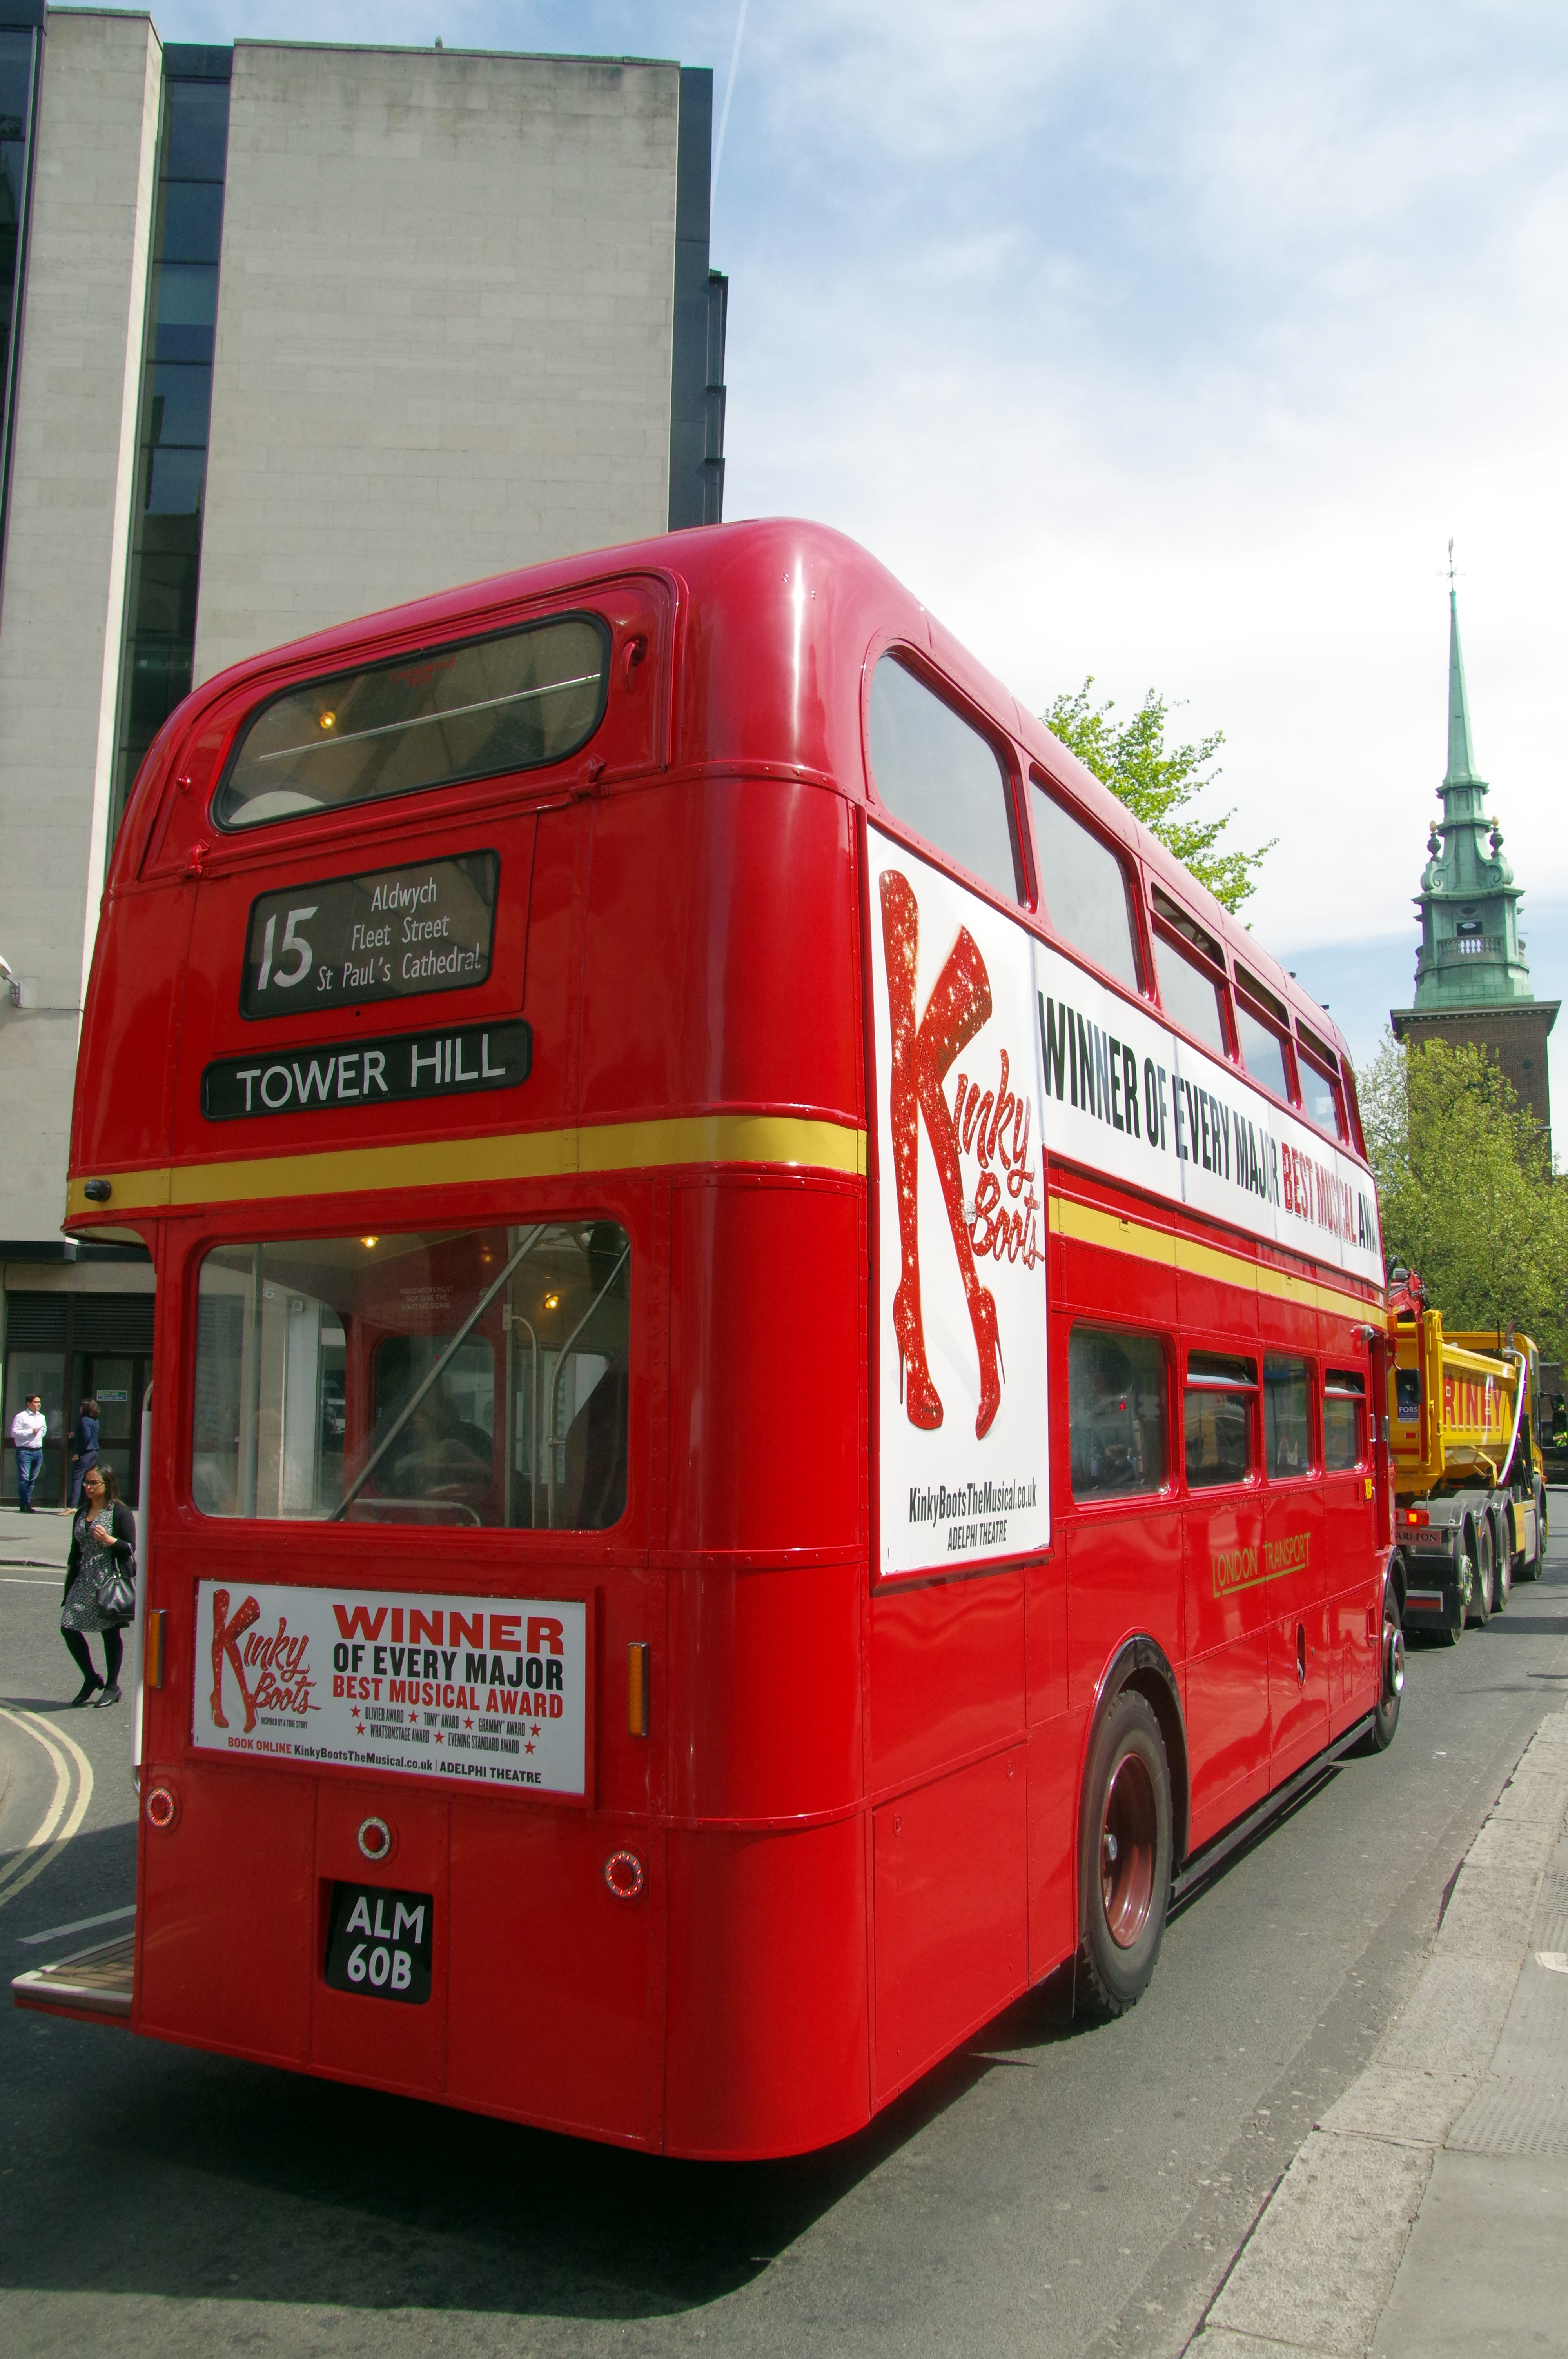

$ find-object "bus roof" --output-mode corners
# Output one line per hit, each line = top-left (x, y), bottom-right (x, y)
(108, 515), (1350, 1074)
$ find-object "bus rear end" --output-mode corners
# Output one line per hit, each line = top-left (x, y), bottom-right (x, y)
(50, 524), (880, 2156)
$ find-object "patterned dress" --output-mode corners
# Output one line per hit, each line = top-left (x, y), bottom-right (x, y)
(60, 1506), (132, 1634)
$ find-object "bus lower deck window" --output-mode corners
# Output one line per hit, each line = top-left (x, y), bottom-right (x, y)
(1184, 1351), (1256, 1489)
(1323, 1370), (1366, 1472)
(192, 1220), (629, 1528)
(1263, 1354), (1312, 1476)
(1068, 1327), (1168, 1499)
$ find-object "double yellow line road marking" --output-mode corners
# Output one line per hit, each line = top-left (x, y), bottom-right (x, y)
(0, 1708), (96, 1918)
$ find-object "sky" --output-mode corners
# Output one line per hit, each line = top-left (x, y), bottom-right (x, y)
(143, 2), (1568, 1100)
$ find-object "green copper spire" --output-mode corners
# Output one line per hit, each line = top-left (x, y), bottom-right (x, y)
(1445, 581), (1477, 786)
(1410, 560), (1533, 1011)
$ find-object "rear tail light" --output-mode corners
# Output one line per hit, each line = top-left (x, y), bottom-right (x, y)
(1405, 1508), (1430, 1527)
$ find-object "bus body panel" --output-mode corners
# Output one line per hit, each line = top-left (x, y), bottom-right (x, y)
(61, 518), (1388, 2156)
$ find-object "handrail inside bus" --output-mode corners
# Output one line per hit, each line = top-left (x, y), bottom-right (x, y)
(329, 1223), (548, 1521)
(545, 1243), (630, 1531)
(249, 673), (602, 765)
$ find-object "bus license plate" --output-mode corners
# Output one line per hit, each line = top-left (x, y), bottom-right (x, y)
(324, 1883), (433, 2004)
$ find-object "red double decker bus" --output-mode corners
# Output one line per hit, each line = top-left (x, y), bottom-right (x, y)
(18, 520), (1401, 2156)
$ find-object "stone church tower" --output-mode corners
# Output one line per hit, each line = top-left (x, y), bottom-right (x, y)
(1390, 578), (1557, 1143)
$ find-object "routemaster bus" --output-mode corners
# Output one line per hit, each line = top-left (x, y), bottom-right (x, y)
(15, 519), (1403, 2157)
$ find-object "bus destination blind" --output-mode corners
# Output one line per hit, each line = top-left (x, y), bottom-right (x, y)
(241, 850), (499, 1017)
(200, 1018), (531, 1120)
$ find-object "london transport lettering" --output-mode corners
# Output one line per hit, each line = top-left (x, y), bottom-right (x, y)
(869, 835), (1382, 1582)
(191, 1582), (586, 1796)
(200, 1018), (530, 1120)
(1212, 1532), (1312, 1597)
(240, 851), (499, 1017)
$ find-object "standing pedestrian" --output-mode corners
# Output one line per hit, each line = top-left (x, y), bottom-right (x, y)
(60, 1462), (136, 1707)
(68, 1395), (100, 1507)
(9, 1391), (46, 1511)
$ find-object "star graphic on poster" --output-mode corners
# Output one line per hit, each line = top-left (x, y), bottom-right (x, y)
(464, 1716), (474, 1729)
(524, 1736), (535, 1754)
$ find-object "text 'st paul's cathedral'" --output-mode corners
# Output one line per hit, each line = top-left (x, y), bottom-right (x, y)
(1390, 571), (1557, 1144)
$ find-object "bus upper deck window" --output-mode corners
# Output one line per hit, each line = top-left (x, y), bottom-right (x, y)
(1151, 888), (1229, 1061)
(214, 612), (610, 829)
(1031, 783), (1142, 994)
(868, 654), (1022, 904)
(191, 1220), (630, 1529)
(1296, 1021), (1348, 1141)
(1234, 964), (1292, 1102)
(1183, 1350), (1256, 1490)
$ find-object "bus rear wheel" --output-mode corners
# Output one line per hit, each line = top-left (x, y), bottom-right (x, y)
(1078, 1688), (1172, 2017)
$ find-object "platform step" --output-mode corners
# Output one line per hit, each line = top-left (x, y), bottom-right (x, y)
(12, 1931), (134, 2021)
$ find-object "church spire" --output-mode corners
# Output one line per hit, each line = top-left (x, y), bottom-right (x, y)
(1445, 555), (1478, 787)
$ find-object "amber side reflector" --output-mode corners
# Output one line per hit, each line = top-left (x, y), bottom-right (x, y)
(145, 1608), (166, 1690)
(627, 1641), (650, 1737)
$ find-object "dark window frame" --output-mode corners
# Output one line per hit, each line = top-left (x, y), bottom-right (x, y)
(1181, 1346), (1258, 1493)
(1151, 886), (1237, 1061)
(862, 639), (1027, 911)
(1065, 1321), (1174, 1507)
(1027, 770), (1150, 999)
(210, 608), (613, 834)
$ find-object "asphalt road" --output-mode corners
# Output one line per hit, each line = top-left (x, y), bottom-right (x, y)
(3, 1505), (1566, 2359)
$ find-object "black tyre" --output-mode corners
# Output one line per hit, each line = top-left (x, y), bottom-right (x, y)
(1078, 1688), (1173, 2017)
(1492, 1506), (1512, 1611)
(1518, 1480), (1546, 1582)
(1465, 1519), (1493, 1627)
(1362, 1582), (1404, 1752)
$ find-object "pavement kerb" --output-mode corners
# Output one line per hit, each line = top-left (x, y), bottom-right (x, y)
(1183, 1702), (1568, 2359)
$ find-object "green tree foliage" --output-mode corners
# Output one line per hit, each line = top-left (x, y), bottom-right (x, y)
(1359, 1031), (1568, 1357)
(1042, 680), (1273, 913)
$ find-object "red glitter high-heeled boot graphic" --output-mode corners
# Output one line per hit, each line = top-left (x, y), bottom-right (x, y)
(880, 871), (1004, 1440)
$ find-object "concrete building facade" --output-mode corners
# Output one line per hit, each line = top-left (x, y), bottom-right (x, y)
(0, 9), (726, 1506)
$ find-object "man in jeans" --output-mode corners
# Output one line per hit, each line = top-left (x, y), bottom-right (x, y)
(10, 1392), (46, 1511)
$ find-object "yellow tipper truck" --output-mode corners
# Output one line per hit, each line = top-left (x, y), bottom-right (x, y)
(1388, 1271), (1548, 1640)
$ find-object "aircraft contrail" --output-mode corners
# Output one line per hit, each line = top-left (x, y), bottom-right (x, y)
(712, 0), (749, 200)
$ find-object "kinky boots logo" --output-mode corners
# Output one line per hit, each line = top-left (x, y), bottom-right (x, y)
(873, 849), (1053, 1577)
(208, 1589), (318, 1734)
(879, 872), (1045, 1441)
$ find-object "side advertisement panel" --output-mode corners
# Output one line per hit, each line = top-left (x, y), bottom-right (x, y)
(867, 832), (1052, 1579)
(1031, 940), (1383, 1287)
(191, 1581), (587, 1797)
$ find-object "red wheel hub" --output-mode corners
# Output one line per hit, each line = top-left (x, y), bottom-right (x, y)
(1101, 1751), (1156, 1948)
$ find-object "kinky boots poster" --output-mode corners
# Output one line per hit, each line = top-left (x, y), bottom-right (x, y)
(868, 834), (1053, 1578)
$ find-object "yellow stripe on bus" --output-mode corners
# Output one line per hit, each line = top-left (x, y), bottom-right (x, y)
(1047, 1193), (1375, 1325)
(65, 1113), (867, 1219)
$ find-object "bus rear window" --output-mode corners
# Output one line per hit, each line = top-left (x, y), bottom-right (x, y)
(868, 654), (1022, 903)
(192, 1219), (629, 1528)
(214, 613), (610, 830)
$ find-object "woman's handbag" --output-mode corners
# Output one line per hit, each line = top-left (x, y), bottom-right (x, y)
(94, 1556), (136, 1627)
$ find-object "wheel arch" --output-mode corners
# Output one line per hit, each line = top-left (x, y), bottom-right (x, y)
(1086, 1636), (1190, 1868)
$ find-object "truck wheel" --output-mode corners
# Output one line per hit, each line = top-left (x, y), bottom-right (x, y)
(1492, 1506), (1512, 1610)
(1519, 1479), (1546, 1581)
(1078, 1688), (1172, 2018)
(1466, 1520), (1493, 1627)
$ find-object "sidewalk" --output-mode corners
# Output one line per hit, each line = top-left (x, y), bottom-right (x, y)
(1189, 1701), (1568, 2357)
(0, 1504), (72, 1574)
